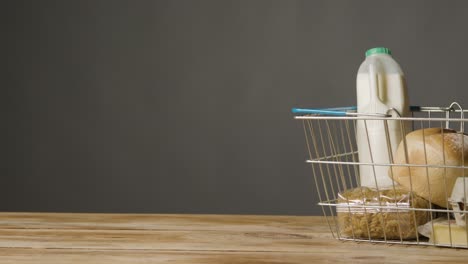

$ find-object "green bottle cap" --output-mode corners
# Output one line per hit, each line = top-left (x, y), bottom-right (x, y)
(365, 47), (392, 57)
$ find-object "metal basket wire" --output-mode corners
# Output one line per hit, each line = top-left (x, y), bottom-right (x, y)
(293, 102), (468, 248)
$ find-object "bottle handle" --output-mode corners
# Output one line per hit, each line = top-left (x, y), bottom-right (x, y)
(368, 63), (381, 104)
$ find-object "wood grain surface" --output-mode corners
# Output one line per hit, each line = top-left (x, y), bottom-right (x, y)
(0, 213), (467, 263)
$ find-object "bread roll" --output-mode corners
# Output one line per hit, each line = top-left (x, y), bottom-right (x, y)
(390, 128), (468, 208)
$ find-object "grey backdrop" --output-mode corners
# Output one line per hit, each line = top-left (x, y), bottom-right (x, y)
(4, 0), (468, 215)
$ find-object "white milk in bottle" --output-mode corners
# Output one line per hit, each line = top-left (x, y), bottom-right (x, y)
(356, 47), (410, 188)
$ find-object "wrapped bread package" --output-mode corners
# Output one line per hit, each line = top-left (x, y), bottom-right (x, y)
(337, 187), (429, 240)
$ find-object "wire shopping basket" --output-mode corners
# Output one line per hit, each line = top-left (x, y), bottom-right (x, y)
(293, 102), (468, 248)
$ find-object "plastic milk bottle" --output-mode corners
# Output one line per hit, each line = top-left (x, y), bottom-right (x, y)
(356, 47), (410, 188)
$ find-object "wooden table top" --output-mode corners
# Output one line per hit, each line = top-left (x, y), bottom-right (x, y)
(0, 213), (467, 263)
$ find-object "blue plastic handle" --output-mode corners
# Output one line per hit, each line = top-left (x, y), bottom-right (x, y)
(291, 106), (356, 116)
(292, 106), (420, 116)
